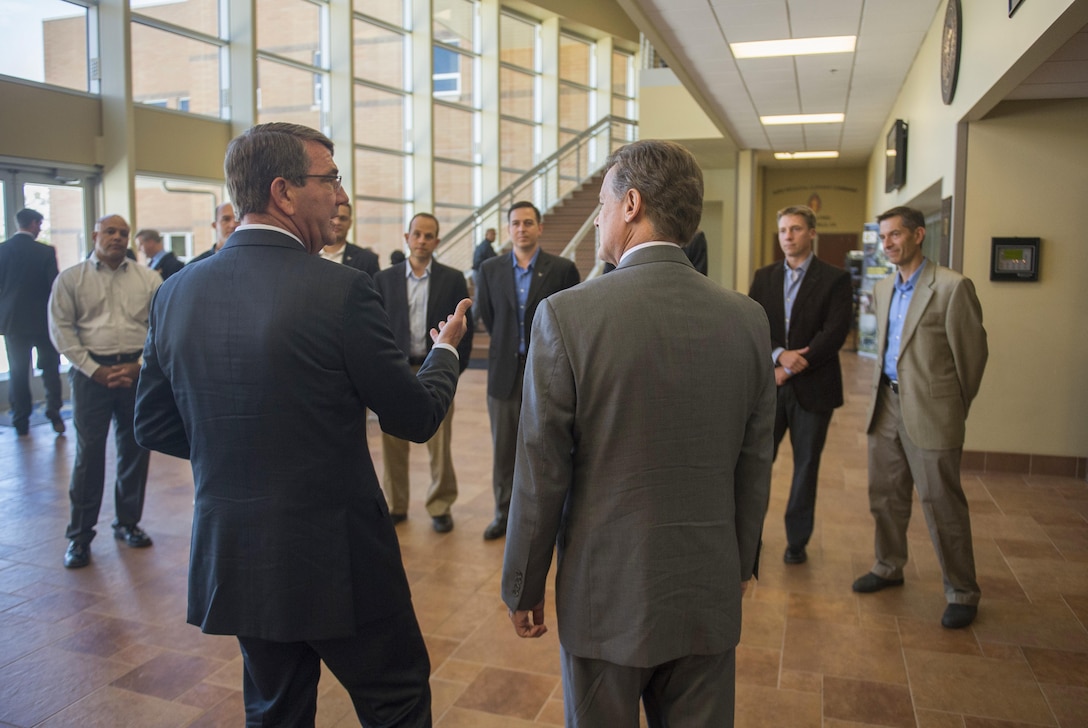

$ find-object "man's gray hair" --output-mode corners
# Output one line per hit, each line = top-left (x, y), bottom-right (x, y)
(603, 140), (703, 244)
(225, 123), (334, 218)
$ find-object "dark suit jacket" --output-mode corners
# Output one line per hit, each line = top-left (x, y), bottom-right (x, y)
(134, 229), (461, 642)
(0, 232), (59, 339)
(749, 256), (853, 412)
(472, 239), (496, 271)
(341, 243), (380, 278)
(684, 231), (709, 276)
(374, 260), (473, 373)
(152, 251), (184, 280)
(476, 249), (580, 400)
(502, 245), (774, 667)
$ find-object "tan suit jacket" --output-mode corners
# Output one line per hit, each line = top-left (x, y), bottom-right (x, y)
(865, 260), (987, 451)
(501, 245), (775, 668)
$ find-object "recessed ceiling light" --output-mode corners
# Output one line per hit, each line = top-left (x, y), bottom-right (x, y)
(761, 113), (845, 125)
(731, 36), (856, 59)
(774, 151), (840, 160)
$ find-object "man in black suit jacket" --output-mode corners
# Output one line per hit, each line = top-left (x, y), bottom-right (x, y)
(475, 201), (580, 540)
(374, 213), (472, 533)
(134, 122), (471, 727)
(749, 205), (852, 565)
(324, 200), (380, 276)
(136, 229), (184, 280)
(0, 208), (64, 436)
(472, 227), (497, 272)
(191, 202), (239, 263)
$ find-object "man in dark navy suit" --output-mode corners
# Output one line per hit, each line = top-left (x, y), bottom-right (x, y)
(135, 229), (184, 280)
(374, 213), (472, 532)
(135, 122), (471, 727)
(0, 208), (64, 436)
(749, 205), (852, 565)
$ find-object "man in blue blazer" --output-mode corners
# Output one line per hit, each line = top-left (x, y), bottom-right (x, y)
(0, 208), (64, 436)
(135, 122), (471, 727)
(374, 213), (472, 532)
(748, 205), (853, 565)
(475, 201), (580, 540)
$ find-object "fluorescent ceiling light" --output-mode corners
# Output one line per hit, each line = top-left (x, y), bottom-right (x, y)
(774, 151), (840, 160)
(731, 35), (856, 59)
(761, 113), (845, 125)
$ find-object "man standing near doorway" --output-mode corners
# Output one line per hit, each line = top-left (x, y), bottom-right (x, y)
(374, 213), (472, 532)
(475, 201), (580, 540)
(472, 227), (497, 272)
(49, 214), (162, 568)
(748, 205), (852, 565)
(853, 206), (987, 630)
(135, 229), (184, 280)
(323, 201), (379, 276)
(0, 208), (64, 436)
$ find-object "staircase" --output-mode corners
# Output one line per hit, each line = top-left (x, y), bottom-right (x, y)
(536, 170), (605, 280)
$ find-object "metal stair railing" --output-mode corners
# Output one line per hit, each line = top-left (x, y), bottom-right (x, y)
(435, 115), (637, 271)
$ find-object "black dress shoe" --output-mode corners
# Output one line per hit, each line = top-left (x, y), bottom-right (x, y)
(483, 519), (507, 540)
(852, 572), (905, 593)
(47, 412), (66, 434)
(114, 524), (153, 548)
(941, 603), (978, 629)
(432, 514), (454, 533)
(390, 513), (407, 524)
(783, 545), (807, 564)
(15, 423), (29, 437)
(64, 541), (90, 568)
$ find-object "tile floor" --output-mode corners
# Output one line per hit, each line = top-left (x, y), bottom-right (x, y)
(1, 353), (1087, 727)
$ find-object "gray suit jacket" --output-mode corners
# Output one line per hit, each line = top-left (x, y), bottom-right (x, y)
(866, 260), (987, 450)
(501, 244), (775, 667)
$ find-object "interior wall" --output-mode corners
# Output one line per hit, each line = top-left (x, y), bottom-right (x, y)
(134, 106), (233, 181)
(961, 98), (1087, 457)
(0, 79), (101, 167)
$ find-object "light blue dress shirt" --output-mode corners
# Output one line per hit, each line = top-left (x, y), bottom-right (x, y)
(513, 248), (540, 355)
(883, 258), (927, 382)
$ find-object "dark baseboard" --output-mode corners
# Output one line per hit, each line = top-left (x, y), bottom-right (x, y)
(962, 450), (1087, 480)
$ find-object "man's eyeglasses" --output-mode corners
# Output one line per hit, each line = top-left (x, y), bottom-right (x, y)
(300, 174), (343, 191)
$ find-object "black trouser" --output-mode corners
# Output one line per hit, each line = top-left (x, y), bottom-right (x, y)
(4, 332), (61, 429)
(237, 608), (432, 728)
(65, 368), (150, 544)
(772, 382), (833, 549)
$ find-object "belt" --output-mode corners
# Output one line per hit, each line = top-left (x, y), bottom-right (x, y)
(89, 351), (142, 365)
(882, 374), (899, 394)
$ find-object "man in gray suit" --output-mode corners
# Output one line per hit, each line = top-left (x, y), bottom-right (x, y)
(501, 140), (775, 727)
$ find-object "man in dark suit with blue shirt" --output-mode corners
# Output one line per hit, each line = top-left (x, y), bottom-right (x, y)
(134, 122), (471, 727)
(374, 213), (472, 532)
(475, 201), (580, 540)
(749, 205), (852, 565)
(0, 208), (64, 436)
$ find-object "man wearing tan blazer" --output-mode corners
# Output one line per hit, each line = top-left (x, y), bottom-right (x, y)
(502, 140), (775, 726)
(852, 206), (987, 630)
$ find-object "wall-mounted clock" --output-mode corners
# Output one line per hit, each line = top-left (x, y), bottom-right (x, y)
(941, 0), (962, 105)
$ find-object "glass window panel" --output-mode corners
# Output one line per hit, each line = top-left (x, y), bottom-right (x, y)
(257, 58), (324, 129)
(500, 119), (535, 172)
(354, 0), (406, 30)
(559, 35), (592, 86)
(0, 1), (89, 93)
(612, 50), (633, 96)
(559, 84), (591, 131)
(23, 183), (87, 273)
(355, 198), (407, 262)
(433, 0), (476, 51)
(353, 148), (406, 199)
(258, 0), (321, 65)
(434, 161), (475, 207)
(132, 23), (222, 116)
(558, 130), (580, 196)
(134, 176), (225, 261)
(500, 14), (537, 70)
(500, 67), (535, 121)
(433, 205), (473, 244)
(353, 19), (406, 89)
(611, 95), (635, 119)
(132, 0), (220, 37)
(433, 47), (475, 105)
(434, 104), (476, 162)
(354, 83), (408, 150)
